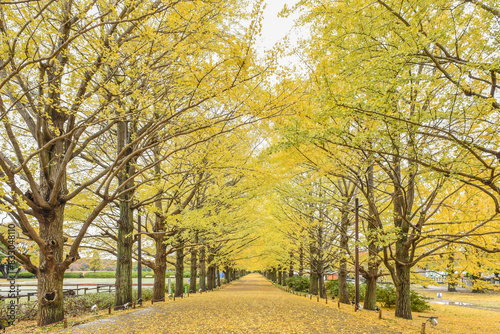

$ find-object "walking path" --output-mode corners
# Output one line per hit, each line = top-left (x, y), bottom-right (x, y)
(63, 274), (397, 333)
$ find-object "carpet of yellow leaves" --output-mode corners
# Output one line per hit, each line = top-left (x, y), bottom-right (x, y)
(59, 274), (399, 333)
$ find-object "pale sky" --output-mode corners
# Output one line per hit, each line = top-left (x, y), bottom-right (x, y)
(258, 0), (302, 53)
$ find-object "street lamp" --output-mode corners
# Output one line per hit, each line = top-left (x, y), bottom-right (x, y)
(137, 212), (142, 305)
(355, 197), (360, 311)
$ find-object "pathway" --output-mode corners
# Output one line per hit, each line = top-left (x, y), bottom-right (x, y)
(63, 274), (397, 333)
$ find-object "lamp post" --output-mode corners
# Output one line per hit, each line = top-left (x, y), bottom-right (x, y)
(355, 197), (359, 311)
(137, 213), (142, 305)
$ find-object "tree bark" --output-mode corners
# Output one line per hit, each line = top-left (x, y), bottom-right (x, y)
(115, 120), (134, 309)
(190, 244), (198, 293)
(363, 162), (380, 310)
(395, 265), (412, 319)
(298, 247), (304, 276)
(207, 248), (214, 290)
(338, 209), (350, 304)
(175, 242), (184, 297)
(199, 246), (206, 291)
(309, 271), (319, 295)
(37, 207), (65, 326)
(152, 238), (166, 301)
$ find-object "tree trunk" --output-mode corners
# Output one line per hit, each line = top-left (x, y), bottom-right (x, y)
(37, 208), (65, 326)
(309, 271), (319, 295)
(216, 268), (221, 287)
(175, 244), (184, 297)
(395, 265), (412, 319)
(190, 245), (198, 293)
(364, 275), (377, 310)
(199, 246), (206, 291)
(152, 145), (166, 301)
(338, 209), (350, 304)
(152, 237), (166, 301)
(115, 120), (134, 309)
(298, 247), (304, 276)
(364, 162), (380, 310)
(207, 249), (214, 290)
(278, 269), (282, 285)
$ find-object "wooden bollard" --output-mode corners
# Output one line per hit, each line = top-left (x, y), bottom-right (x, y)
(151, 299), (154, 305)
(133, 302), (136, 309)
(108, 307), (111, 314)
(317, 296), (319, 302)
(325, 296), (328, 304)
(310, 294), (312, 300)
(64, 320), (67, 329)
(421, 323), (426, 334)
(379, 310), (382, 319)
(338, 300), (340, 308)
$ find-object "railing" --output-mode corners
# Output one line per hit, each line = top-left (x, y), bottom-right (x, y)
(0, 283), (154, 305)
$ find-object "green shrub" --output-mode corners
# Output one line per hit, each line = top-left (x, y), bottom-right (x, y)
(375, 285), (431, 312)
(83, 272), (115, 278)
(326, 280), (366, 301)
(376, 285), (396, 307)
(82, 271), (153, 278)
(16, 272), (36, 278)
(64, 272), (83, 278)
(8, 288), (155, 320)
(410, 290), (432, 312)
(285, 276), (310, 292)
(183, 271), (190, 278)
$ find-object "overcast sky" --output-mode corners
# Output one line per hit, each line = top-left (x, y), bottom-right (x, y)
(257, 0), (301, 53)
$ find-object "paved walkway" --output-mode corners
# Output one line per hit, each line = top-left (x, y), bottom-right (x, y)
(63, 274), (396, 333)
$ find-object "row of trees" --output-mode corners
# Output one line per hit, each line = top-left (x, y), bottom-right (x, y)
(257, 0), (500, 321)
(0, 0), (295, 326)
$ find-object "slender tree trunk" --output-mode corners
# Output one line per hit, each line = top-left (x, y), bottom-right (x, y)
(175, 243), (184, 297)
(152, 145), (166, 301)
(364, 163), (380, 310)
(298, 247), (304, 276)
(190, 244), (198, 293)
(115, 120), (134, 309)
(447, 249), (457, 292)
(216, 268), (221, 287)
(278, 269), (282, 285)
(289, 253), (294, 277)
(199, 246), (206, 291)
(338, 209), (350, 304)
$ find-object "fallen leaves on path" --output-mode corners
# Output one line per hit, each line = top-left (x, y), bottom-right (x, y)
(61, 274), (400, 333)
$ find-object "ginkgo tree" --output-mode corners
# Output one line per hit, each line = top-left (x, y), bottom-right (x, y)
(0, 0), (279, 326)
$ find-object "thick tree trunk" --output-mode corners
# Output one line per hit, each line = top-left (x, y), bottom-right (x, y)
(207, 249), (214, 290)
(319, 272), (326, 298)
(175, 244), (184, 297)
(199, 246), (206, 291)
(190, 246), (198, 293)
(37, 208), (65, 326)
(395, 265), (412, 319)
(278, 270), (282, 285)
(309, 271), (319, 295)
(152, 238), (166, 301)
(364, 275), (377, 310)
